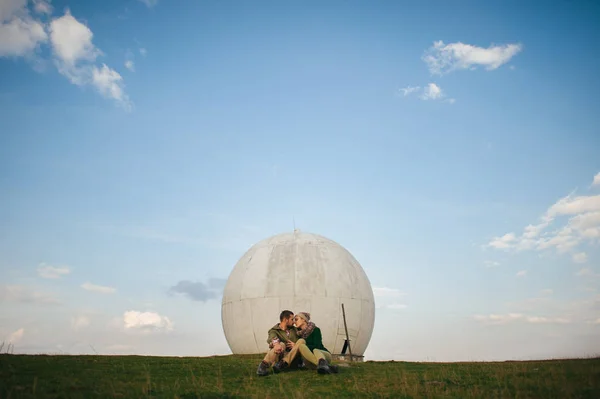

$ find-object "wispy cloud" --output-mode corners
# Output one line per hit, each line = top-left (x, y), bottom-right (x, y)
(572, 252), (588, 264)
(81, 282), (116, 294)
(399, 83), (455, 104)
(0, 3), (131, 109)
(400, 85), (420, 96)
(33, 0), (52, 15)
(489, 233), (517, 249)
(487, 171), (600, 256)
(420, 83), (443, 100)
(506, 290), (600, 326)
(37, 263), (70, 279)
(50, 10), (132, 110)
(137, 0), (158, 8)
(516, 270), (527, 277)
(386, 303), (408, 310)
(473, 313), (569, 325)
(423, 40), (522, 75)
(484, 260), (500, 268)
(0, 285), (60, 305)
(593, 172), (600, 187)
(373, 287), (408, 309)
(576, 268), (599, 278)
(372, 287), (407, 298)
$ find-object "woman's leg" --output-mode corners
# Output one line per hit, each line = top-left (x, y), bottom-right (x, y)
(313, 349), (332, 363)
(312, 349), (335, 374)
(297, 342), (320, 367)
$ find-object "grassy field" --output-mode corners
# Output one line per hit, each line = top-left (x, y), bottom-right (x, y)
(1, 353), (599, 398)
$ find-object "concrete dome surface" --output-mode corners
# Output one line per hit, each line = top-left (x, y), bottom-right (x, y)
(221, 230), (375, 356)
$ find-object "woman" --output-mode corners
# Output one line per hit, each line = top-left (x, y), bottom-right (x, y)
(292, 312), (338, 374)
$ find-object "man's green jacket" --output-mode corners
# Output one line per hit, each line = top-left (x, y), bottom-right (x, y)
(267, 323), (299, 345)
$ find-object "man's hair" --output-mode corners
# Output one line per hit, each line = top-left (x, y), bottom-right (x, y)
(280, 310), (294, 321)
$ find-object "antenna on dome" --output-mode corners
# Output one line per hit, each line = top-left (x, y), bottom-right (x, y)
(293, 216), (296, 232)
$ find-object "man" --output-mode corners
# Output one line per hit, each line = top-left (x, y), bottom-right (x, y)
(256, 310), (300, 376)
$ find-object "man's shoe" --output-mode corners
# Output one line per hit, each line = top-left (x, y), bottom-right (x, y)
(257, 361), (270, 376)
(298, 359), (306, 370)
(317, 359), (331, 374)
(273, 360), (288, 374)
(329, 364), (339, 374)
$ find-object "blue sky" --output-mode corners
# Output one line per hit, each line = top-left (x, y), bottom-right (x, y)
(1, 0), (599, 361)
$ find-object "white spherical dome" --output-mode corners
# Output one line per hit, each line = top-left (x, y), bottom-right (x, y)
(221, 230), (375, 356)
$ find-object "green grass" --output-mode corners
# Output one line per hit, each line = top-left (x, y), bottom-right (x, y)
(1, 354), (599, 398)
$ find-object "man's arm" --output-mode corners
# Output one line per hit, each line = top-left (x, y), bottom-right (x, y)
(267, 329), (278, 346)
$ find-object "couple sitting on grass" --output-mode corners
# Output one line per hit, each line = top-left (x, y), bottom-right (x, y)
(256, 310), (339, 376)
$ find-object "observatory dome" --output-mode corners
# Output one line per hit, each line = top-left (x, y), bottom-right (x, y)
(221, 230), (375, 356)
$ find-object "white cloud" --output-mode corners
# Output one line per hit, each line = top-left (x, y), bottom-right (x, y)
(400, 85), (420, 96)
(48, 10), (131, 109)
(123, 311), (173, 333)
(0, 0), (26, 19)
(488, 232), (516, 249)
(71, 315), (90, 330)
(81, 282), (116, 294)
(589, 318), (600, 325)
(473, 313), (570, 325)
(0, 285), (60, 305)
(137, 0), (158, 7)
(576, 268), (593, 277)
(484, 260), (500, 268)
(124, 59), (134, 71)
(487, 173), (600, 256)
(420, 83), (443, 100)
(423, 40), (522, 75)
(507, 292), (599, 326)
(49, 10), (100, 67)
(526, 316), (570, 324)
(32, 0), (52, 15)
(516, 270), (527, 277)
(37, 263), (70, 279)
(548, 195), (600, 216)
(541, 289), (553, 296)
(572, 252), (588, 264)
(1, 5), (131, 109)
(91, 64), (131, 109)
(374, 287), (409, 310)
(0, 0), (47, 57)
(372, 287), (406, 297)
(386, 303), (408, 310)
(400, 83), (453, 102)
(139, 47), (147, 56)
(473, 313), (523, 324)
(5, 328), (24, 344)
(592, 172), (600, 187)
